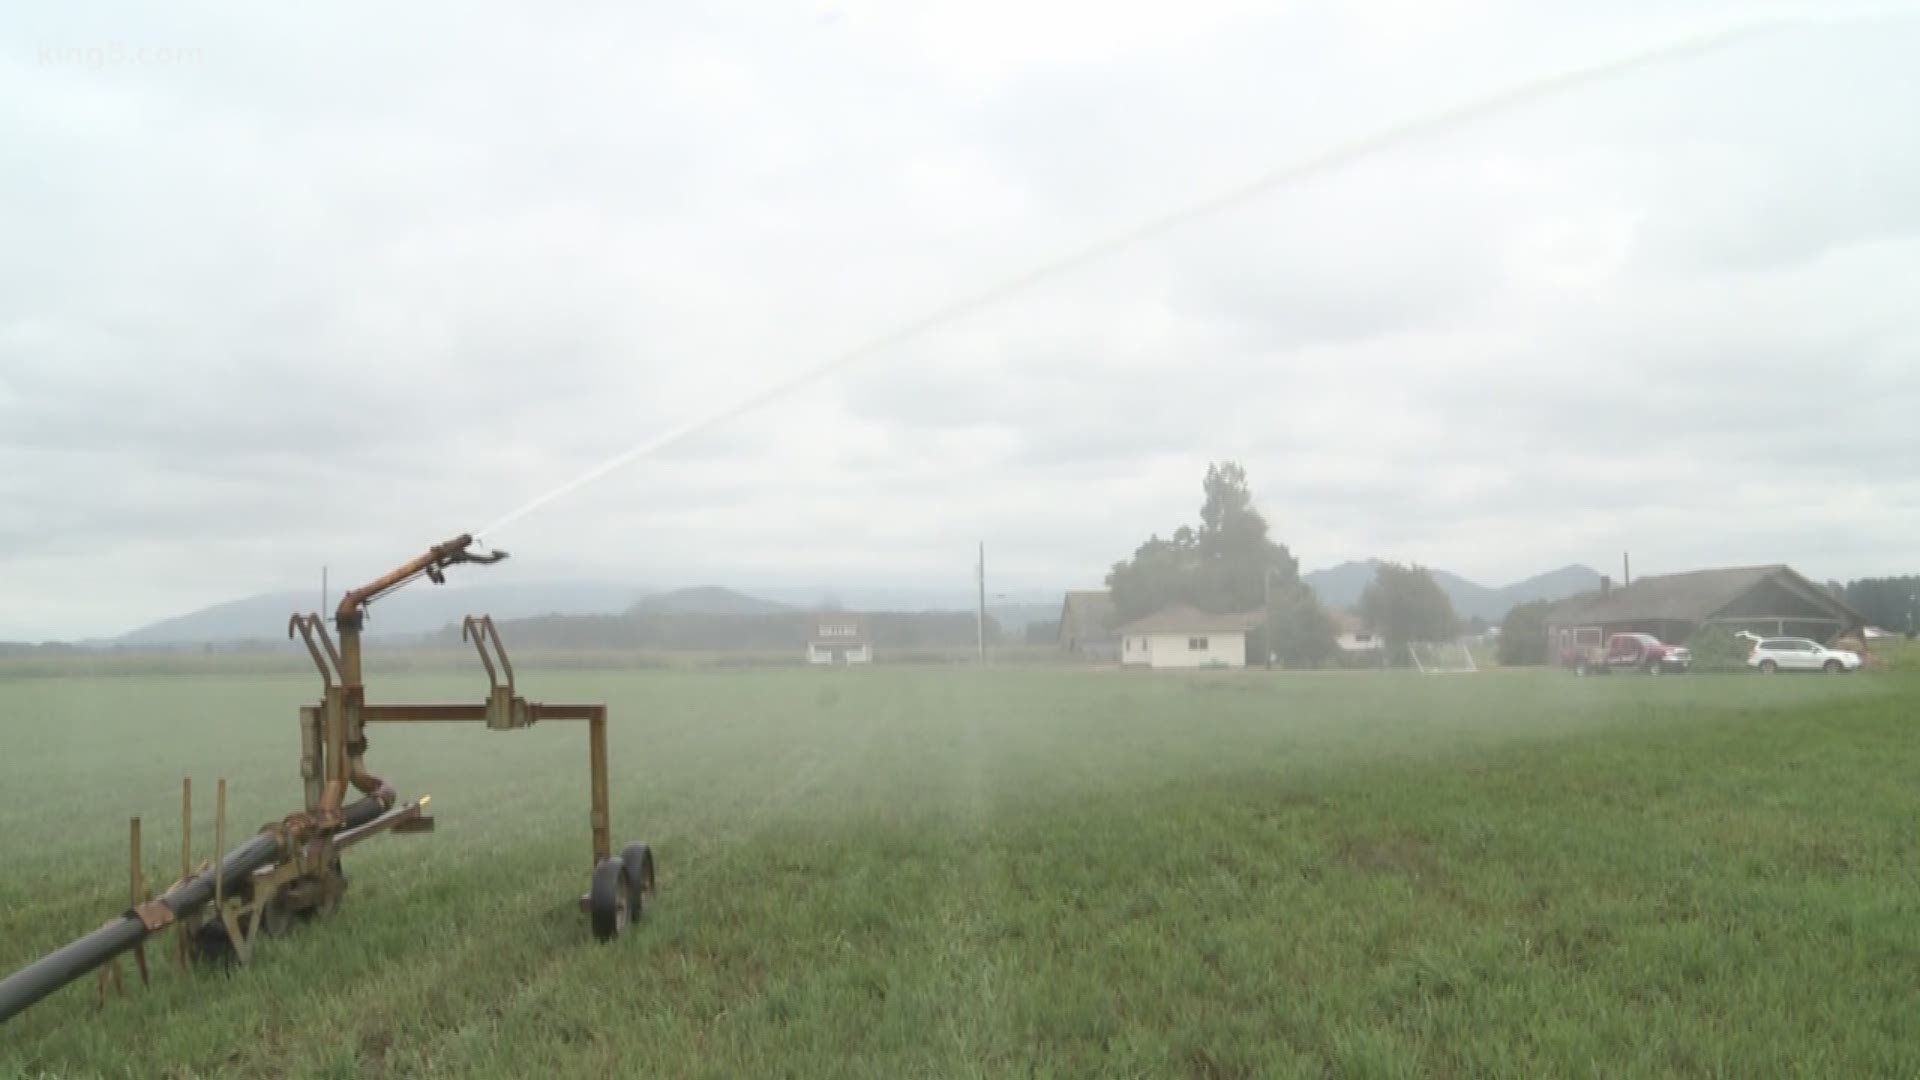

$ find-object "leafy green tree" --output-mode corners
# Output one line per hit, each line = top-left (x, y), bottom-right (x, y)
(1267, 582), (1340, 669)
(1359, 562), (1459, 663)
(1107, 530), (1197, 623)
(1194, 462), (1297, 610)
(1684, 624), (1748, 673)
(1106, 462), (1298, 621)
(1497, 599), (1552, 666)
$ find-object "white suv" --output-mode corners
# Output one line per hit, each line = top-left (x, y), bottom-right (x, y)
(1746, 637), (1862, 674)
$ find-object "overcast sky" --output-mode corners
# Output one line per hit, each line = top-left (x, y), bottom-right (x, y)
(3, 2), (1917, 640)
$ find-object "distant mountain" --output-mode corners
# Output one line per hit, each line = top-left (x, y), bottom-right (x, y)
(115, 560), (1594, 646)
(1498, 565), (1608, 608)
(1303, 560), (1602, 623)
(628, 587), (792, 616)
(1298, 562), (1385, 613)
(114, 578), (1071, 646)
(119, 582), (643, 645)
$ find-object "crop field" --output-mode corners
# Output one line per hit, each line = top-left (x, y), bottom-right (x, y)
(3, 666), (1917, 1078)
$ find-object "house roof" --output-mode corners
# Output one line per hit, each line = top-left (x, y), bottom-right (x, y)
(1546, 564), (1862, 627)
(1057, 590), (1118, 641)
(810, 612), (870, 642)
(1114, 604), (1266, 635)
(1329, 609), (1367, 634)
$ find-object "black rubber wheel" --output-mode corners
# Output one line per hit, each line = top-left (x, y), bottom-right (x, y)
(1646, 661), (1662, 675)
(1759, 659), (1778, 674)
(619, 841), (656, 921)
(189, 919), (237, 964)
(1824, 659), (1843, 673)
(589, 857), (630, 941)
(258, 896), (295, 937)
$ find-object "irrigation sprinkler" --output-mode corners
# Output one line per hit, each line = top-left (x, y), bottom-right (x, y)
(0, 534), (657, 1024)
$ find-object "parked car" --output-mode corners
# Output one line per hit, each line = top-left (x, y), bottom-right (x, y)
(1746, 637), (1862, 674)
(1565, 632), (1691, 675)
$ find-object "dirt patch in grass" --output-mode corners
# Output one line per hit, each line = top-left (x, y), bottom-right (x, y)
(1793, 837), (1855, 876)
(355, 1025), (395, 1077)
(1335, 834), (1443, 882)
(1185, 1045), (1252, 1080)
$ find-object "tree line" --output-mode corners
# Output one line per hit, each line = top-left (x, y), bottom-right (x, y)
(1103, 462), (1460, 667)
(1108, 466), (1919, 670)
(1838, 577), (1919, 636)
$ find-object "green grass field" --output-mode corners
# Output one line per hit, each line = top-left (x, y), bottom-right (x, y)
(3, 667), (1917, 1078)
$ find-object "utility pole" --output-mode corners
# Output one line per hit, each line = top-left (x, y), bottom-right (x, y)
(1623, 552), (1631, 588)
(1262, 568), (1276, 670)
(976, 542), (986, 664)
(321, 566), (328, 616)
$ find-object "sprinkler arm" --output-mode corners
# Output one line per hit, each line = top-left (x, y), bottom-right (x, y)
(321, 533), (507, 820)
(334, 533), (508, 627)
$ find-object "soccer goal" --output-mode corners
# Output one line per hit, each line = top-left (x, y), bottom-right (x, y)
(1408, 639), (1479, 673)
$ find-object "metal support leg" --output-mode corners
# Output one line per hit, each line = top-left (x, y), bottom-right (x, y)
(177, 779), (191, 972)
(215, 779), (226, 913)
(218, 905), (253, 966)
(128, 817), (149, 988)
(588, 710), (611, 872)
(299, 706), (324, 813)
(97, 817), (147, 1007)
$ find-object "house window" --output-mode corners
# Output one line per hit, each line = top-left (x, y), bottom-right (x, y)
(819, 623), (856, 638)
(1188, 636), (1208, 650)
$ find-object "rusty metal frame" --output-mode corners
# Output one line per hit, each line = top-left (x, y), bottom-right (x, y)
(20, 533), (628, 1019)
(180, 796), (434, 966)
(287, 614), (342, 690)
(359, 689), (611, 870)
(461, 615), (514, 692)
(300, 538), (615, 874)
(176, 536), (613, 963)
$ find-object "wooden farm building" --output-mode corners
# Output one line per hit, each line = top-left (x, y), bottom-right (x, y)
(1056, 590), (1120, 661)
(1543, 564), (1864, 656)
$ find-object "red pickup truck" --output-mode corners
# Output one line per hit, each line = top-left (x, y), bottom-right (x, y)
(1565, 632), (1691, 675)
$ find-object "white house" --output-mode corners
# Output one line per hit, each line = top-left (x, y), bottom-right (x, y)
(807, 613), (871, 665)
(1332, 611), (1386, 657)
(1116, 605), (1263, 669)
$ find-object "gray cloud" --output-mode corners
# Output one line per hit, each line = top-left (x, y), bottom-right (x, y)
(4, 2), (1919, 639)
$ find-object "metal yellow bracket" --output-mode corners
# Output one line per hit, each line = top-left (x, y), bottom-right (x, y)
(463, 615), (530, 729)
